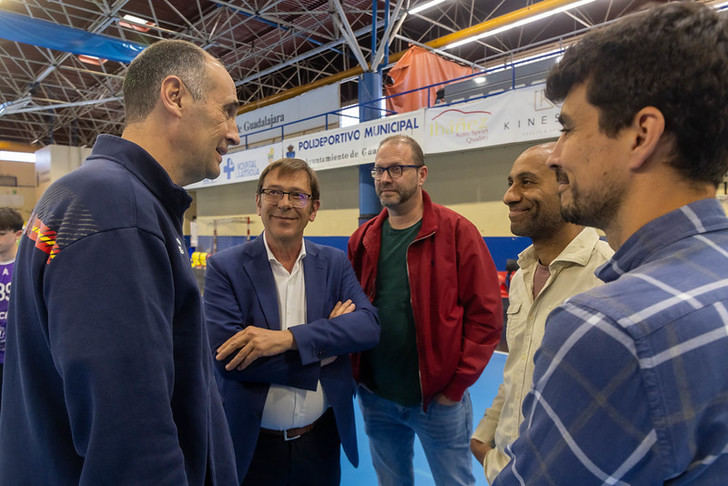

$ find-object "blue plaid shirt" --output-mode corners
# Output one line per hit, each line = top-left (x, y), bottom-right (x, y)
(494, 198), (728, 485)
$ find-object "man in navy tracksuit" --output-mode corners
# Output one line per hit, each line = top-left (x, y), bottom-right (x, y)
(0, 40), (241, 485)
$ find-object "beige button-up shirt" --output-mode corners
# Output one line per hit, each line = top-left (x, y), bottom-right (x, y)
(472, 227), (613, 483)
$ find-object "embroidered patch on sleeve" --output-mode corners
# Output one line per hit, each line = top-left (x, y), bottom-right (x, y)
(24, 183), (100, 265)
(26, 215), (59, 263)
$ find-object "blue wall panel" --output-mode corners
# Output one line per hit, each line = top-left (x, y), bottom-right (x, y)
(189, 235), (531, 270)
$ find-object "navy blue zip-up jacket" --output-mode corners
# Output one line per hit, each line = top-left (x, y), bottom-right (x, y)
(0, 135), (237, 485)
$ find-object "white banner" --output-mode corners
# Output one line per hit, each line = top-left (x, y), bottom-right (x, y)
(422, 85), (561, 154)
(187, 85), (561, 190)
(236, 84), (339, 145)
(186, 144), (282, 190)
(284, 110), (425, 171)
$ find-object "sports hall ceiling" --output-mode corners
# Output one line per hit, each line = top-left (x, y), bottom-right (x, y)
(0, 0), (660, 148)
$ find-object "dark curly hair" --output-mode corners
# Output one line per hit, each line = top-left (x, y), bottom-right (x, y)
(546, 2), (728, 185)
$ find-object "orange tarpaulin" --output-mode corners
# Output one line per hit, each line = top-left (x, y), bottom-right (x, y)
(385, 46), (474, 114)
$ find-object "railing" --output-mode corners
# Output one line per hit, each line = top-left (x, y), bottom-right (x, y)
(237, 52), (562, 150)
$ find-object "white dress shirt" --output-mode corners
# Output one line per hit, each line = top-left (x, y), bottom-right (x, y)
(260, 233), (328, 430)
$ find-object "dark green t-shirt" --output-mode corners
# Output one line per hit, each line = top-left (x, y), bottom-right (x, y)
(361, 219), (422, 406)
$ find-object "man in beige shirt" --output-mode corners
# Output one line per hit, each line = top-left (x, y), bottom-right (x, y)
(470, 142), (613, 483)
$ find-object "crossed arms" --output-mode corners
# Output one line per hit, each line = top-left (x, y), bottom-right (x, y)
(203, 249), (380, 389)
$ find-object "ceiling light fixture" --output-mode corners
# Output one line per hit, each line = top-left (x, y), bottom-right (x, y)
(443, 0), (597, 50)
(409, 0), (448, 15)
(119, 14), (155, 33)
(77, 55), (107, 66)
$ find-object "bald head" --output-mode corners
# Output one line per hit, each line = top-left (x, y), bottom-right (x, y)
(521, 142), (555, 163)
(503, 142), (567, 241)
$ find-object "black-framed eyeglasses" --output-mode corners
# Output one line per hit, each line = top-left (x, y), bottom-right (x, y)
(370, 165), (422, 179)
(259, 188), (313, 208)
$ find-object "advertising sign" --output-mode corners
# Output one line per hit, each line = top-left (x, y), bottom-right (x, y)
(187, 85), (561, 190)
(236, 84), (339, 145)
(283, 109), (425, 170)
(422, 85), (561, 154)
(186, 144), (282, 190)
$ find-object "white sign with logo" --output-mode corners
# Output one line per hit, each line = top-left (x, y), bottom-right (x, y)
(186, 85), (561, 191)
(422, 85), (561, 154)
(284, 110), (425, 170)
(186, 144), (282, 190)
(236, 84), (340, 145)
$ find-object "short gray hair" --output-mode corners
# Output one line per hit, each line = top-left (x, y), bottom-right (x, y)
(123, 39), (212, 123)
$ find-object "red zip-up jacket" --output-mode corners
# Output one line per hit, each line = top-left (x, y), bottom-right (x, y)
(348, 191), (503, 410)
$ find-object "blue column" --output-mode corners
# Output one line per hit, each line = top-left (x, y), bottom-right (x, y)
(358, 71), (383, 225)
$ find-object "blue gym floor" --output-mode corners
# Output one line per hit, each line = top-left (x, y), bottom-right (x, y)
(340, 351), (506, 486)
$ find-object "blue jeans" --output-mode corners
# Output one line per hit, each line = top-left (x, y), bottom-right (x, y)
(358, 386), (475, 486)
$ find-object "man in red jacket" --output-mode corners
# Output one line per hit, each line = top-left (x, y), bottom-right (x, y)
(348, 134), (503, 485)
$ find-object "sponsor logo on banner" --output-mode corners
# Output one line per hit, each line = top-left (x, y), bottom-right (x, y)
(185, 145), (281, 190)
(429, 108), (491, 145)
(423, 85), (562, 154)
(288, 110), (426, 169)
(222, 158), (235, 179)
(236, 84), (339, 145)
(501, 90), (559, 135)
(185, 85), (561, 190)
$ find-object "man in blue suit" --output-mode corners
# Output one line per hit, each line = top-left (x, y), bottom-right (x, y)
(204, 158), (380, 485)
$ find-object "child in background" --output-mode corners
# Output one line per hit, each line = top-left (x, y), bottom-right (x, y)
(0, 208), (23, 407)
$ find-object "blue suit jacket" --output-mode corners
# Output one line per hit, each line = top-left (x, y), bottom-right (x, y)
(204, 236), (380, 479)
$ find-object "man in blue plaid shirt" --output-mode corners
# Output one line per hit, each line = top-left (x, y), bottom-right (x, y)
(494, 3), (728, 484)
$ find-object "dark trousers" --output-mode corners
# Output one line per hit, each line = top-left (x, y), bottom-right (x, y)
(242, 408), (341, 486)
